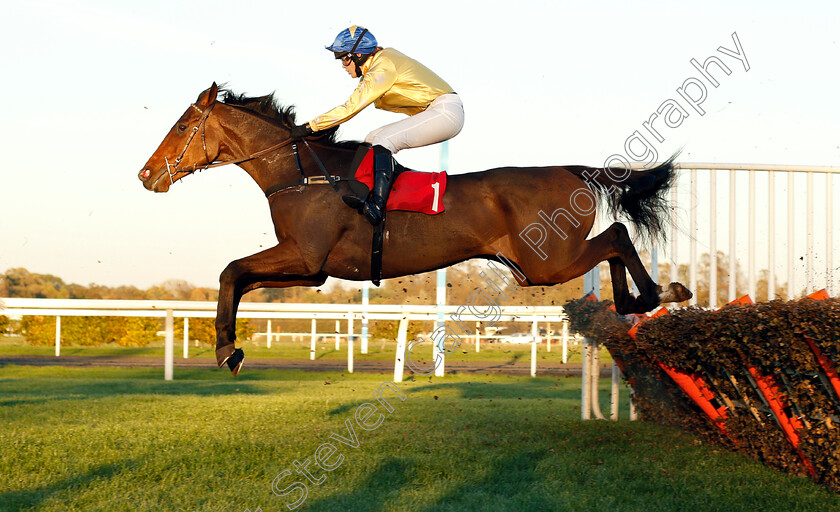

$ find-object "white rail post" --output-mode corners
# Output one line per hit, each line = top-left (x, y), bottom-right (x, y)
(183, 318), (189, 359)
(432, 328), (445, 378)
(310, 318), (317, 361)
(348, 314), (354, 374)
(709, 169), (717, 308)
(610, 361), (621, 421)
(475, 321), (480, 352)
(729, 169), (737, 302)
(768, 172), (776, 300)
(561, 320), (568, 364)
(828, 172), (834, 297)
(689, 168), (697, 306)
(394, 315), (409, 382)
(335, 319), (340, 351)
(807, 171), (814, 295)
(267, 319), (272, 348)
(581, 261), (600, 419)
(589, 340), (606, 420)
(55, 316), (61, 357)
(788, 172), (795, 299)
(164, 309), (174, 381)
(581, 337), (591, 420)
(435, 142), (449, 378)
(435, 269), (446, 377)
(671, 184), (678, 284)
(530, 316), (538, 378)
(748, 169), (756, 300)
(361, 282), (369, 354)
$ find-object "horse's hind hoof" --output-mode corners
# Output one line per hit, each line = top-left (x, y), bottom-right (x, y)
(659, 282), (693, 304)
(223, 348), (245, 377)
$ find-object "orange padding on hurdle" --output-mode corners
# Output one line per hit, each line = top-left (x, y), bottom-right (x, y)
(724, 296), (815, 476)
(625, 295), (822, 476)
(746, 365), (816, 477)
(807, 289), (830, 301)
(657, 362), (730, 432)
(626, 307), (730, 433)
(802, 290), (840, 412)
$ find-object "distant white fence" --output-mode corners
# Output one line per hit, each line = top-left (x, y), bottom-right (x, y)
(0, 298), (568, 382)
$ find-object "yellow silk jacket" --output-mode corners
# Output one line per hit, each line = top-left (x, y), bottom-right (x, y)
(308, 48), (455, 132)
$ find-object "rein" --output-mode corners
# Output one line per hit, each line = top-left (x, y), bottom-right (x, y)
(165, 101), (346, 197)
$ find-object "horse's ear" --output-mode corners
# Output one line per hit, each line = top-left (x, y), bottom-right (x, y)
(196, 82), (218, 107)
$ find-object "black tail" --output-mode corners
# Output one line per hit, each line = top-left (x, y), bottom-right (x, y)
(566, 153), (678, 243)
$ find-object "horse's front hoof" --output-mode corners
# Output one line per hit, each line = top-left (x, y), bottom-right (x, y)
(216, 344), (236, 368)
(659, 282), (693, 304)
(223, 348), (245, 377)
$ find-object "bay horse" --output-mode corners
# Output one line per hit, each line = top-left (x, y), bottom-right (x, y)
(139, 83), (691, 375)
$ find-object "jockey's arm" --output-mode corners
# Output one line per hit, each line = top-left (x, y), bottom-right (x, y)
(308, 61), (397, 132)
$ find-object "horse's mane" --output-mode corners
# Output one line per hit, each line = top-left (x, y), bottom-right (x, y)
(219, 88), (359, 150)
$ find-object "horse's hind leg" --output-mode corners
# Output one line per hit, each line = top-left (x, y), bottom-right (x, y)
(605, 256), (636, 314)
(589, 223), (658, 313)
(567, 222), (691, 314)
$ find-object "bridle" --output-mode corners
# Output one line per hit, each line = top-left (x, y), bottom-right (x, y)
(164, 101), (296, 185)
(164, 101), (344, 197)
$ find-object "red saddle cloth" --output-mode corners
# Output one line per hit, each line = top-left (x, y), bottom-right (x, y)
(354, 150), (447, 215)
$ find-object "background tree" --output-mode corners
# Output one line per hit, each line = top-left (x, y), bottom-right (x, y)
(3, 268), (70, 298)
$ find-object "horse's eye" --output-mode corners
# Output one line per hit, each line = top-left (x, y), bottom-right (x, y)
(177, 124), (188, 133)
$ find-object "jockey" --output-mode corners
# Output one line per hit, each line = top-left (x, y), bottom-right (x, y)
(290, 26), (464, 226)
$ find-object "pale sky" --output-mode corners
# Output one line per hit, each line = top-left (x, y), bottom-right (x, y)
(1, 0), (838, 290)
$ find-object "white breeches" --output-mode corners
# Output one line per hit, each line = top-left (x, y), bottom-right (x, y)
(365, 93), (464, 154)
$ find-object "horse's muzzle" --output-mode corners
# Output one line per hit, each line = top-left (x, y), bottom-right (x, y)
(139, 168), (169, 192)
(138, 168), (155, 191)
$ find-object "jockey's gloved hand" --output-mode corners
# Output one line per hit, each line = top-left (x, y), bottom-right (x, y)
(290, 123), (313, 140)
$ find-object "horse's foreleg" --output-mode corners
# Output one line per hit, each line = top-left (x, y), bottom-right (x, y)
(215, 243), (326, 375)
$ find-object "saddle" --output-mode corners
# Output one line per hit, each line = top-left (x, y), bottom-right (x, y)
(347, 146), (448, 215)
(346, 145), (449, 286)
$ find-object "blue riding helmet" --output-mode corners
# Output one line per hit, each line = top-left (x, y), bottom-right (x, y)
(326, 26), (378, 55)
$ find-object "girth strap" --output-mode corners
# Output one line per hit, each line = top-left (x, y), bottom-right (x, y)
(264, 175), (347, 198)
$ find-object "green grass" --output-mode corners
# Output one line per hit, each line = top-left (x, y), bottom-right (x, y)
(0, 335), (610, 364)
(1, 366), (839, 511)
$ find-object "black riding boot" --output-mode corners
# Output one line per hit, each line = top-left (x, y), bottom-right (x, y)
(341, 145), (393, 224)
(360, 146), (394, 225)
